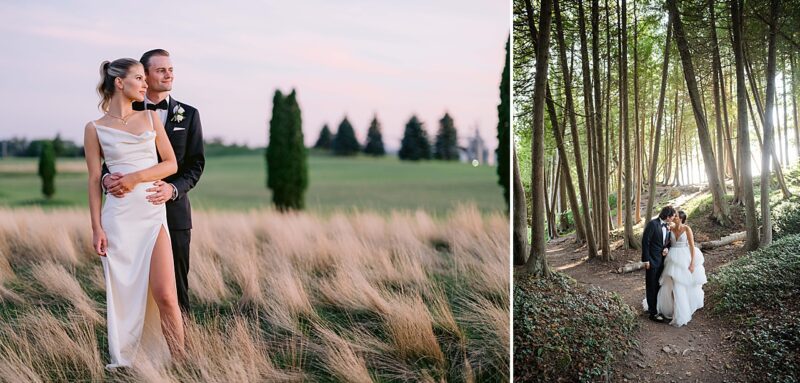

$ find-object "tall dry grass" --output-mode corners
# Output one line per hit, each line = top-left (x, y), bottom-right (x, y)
(0, 205), (508, 382)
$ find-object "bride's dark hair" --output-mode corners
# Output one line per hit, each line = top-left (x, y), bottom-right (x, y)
(97, 58), (141, 112)
(678, 210), (687, 224)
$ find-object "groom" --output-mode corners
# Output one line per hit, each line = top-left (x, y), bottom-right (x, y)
(103, 49), (205, 314)
(641, 205), (676, 322)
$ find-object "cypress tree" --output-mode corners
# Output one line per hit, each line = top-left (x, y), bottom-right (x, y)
(332, 117), (360, 156)
(314, 124), (333, 149)
(497, 37), (510, 208)
(363, 115), (386, 156)
(266, 89), (308, 210)
(38, 140), (56, 199)
(398, 116), (431, 161)
(433, 112), (459, 160)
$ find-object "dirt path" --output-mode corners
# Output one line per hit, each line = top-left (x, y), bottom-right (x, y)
(545, 235), (751, 382)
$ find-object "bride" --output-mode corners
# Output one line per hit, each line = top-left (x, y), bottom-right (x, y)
(84, 58), (184, 368)
(657, 210), (707, 327)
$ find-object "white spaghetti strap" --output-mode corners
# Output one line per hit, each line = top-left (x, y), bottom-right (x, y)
(90, 120), (97, 127)
(147, 110), (154, 131)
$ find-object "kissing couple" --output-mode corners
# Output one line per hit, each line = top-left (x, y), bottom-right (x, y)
(641, 206), (707, 327)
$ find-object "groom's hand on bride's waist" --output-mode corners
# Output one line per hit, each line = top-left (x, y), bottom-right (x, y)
(662, 248), (668, 256)
(146, 180), (176, 205)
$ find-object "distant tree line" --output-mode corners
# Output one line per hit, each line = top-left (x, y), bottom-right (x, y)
(313, 112), (462, 161)
(1, 134), (83, 158)
(0, 136), (262, 158)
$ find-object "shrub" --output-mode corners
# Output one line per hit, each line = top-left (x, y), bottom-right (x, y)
(772, 200), (800, 239)
(710, 234), (800, 382)
(514, 272), (637, 382)
(38, 141), (56, 199)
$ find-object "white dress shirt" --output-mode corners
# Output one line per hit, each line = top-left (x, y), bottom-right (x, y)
(659, 218), (668, 243)
(145, 95), (170, 126)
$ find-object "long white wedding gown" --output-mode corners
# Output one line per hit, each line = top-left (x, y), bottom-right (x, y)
(93, 114), (170, 368)
(656, 230), (707, 327)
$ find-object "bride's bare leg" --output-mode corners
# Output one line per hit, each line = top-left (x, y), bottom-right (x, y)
(149, 226), (185, 358)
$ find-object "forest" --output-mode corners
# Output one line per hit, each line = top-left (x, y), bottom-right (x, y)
(513, 0), (800, 381)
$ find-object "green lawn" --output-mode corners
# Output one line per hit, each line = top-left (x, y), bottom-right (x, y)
(0, 154), (505, 215)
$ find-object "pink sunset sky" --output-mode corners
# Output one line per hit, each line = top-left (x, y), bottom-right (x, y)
(0, 1), (508, 152)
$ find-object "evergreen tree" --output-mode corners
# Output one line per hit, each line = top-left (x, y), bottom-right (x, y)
(433, 112), (459, 160)
(363, 115), (386, 156)
(497, 37), (510, 208)
(266, 89), (308, 210)
(53, 133), (65, 157)
(314, 124), (333, 149)
(38, 140), (56, 199)
(398, 116), (431, 161)
(332, 117), (360, 156)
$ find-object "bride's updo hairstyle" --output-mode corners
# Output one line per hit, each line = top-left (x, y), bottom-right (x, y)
(678, 210), (687, 224)
(97, 58), (141, 112)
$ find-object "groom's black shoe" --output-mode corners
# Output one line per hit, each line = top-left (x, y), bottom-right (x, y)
(649, 314), (667, 323)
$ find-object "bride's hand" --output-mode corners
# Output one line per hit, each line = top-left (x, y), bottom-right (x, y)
(116, 173), (141, 194)
(93, 228), (108, 256)
(688, 264), (694, 273)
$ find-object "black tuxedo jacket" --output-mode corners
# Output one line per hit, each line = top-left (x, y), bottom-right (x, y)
(103, 96), (205, 230)
(641, 218), (670, 269)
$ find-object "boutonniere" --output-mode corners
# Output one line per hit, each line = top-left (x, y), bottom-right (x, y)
(171, 104), (186, 123)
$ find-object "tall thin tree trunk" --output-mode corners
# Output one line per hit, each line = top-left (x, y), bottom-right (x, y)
(545, 156), (554, 238)
(524, 0), (551, 276)
(776, 88), (784, 167)
(745, 46), (793, 198)
(667, 0), (733, 226)
(696, 138), (703, 183)
(646, 15), (672, 220)
(760, 0), (779, 247)
(792, 51), (799, 161)
(674, 100), (684, 186)
(606, 0), (614, 236)
(546, 85), (587, 242)
(559, 163), (570, 232)
(546, 155), (559, 239)
(717, 52), (740, 203)
(553, 0), (598, 257)
(665, 90), (678, 184)
(619, 0), (636, 248)
(591, 0), (610, 259)
(577, 0), (601, 249)
(685, 133), (691, 184)
(513, 147), (528, 265)
(710, 0), (727, 191)
(633, 0), (642, 223)
(783, 55), (790, 165)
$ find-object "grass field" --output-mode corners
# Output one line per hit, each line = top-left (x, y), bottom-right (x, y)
(0, 154), (505, 215)
(0, 206), (509, 382)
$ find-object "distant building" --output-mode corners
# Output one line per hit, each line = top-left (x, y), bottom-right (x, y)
(459, 127), (491, 166)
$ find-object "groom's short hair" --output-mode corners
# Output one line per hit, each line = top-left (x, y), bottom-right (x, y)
(658, 206), (676, 220)
(140, 49), (170, 73)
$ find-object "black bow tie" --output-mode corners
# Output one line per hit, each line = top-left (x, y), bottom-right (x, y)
(146, 99), (169, 111)
(661, 223), (669, 227)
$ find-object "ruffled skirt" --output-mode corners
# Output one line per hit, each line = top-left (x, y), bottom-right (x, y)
(656, 245), (706, 327)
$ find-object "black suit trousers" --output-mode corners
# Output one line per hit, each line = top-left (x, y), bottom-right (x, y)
(645, 262), (664, 316)
(169, 229), (191, 313)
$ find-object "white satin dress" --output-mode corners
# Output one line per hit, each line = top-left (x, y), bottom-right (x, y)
(92, 113), (170, 368)
(656, 230), (707, 327)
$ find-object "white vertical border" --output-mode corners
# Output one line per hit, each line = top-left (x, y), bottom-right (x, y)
(507, 0), (515, 380)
